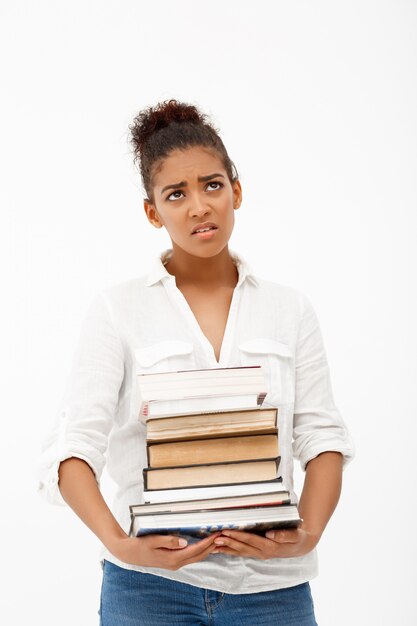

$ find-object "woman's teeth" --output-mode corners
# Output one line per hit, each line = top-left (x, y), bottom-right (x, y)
(195, 227), (214, 233)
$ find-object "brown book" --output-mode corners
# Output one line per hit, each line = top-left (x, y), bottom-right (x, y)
(146, 407), (278, 442)
(147, 433), (279, 468)
(143, 458), (280, 490)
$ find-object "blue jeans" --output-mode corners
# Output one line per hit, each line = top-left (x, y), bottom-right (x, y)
(99, 560), (318, 625)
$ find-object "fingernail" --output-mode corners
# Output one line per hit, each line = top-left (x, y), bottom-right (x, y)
(214, 539), (225, 545)
(212, 550), (220, 554)
(178, 538), (188, 547)
(265, 530), (274, 539)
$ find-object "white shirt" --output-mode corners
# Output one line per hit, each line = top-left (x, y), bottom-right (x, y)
(38, 248), (354, 593)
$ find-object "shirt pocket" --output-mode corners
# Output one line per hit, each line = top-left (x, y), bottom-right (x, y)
(131, 340), (195, 421)
(238, 338), (294, 407)
(134, 339), (195, 374)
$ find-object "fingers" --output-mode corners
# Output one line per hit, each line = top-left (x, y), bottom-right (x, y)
(218, 529), (268, 549)
(171, 533), (223, 568)
(151, 531), (221, 550)
(213, 531), (263, 557)
(147, 534), (190, 550)
(265, 529), (300, 543)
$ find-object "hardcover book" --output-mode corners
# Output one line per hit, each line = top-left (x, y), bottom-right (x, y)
(130, 490), (291, 516)
(137, 365), (268, 421)
(129, 504), (301, 539)
(142, 477), (286, 504)
(146, 407), (278, 441)
(143, 458), (281, 490)
(147, 432), (279, 468)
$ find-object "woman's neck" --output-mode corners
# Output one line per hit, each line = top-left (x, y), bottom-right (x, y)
(164, 245), (238, 289)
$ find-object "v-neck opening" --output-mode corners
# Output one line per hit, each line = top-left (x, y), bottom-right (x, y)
(170, 278), (240, 368)
(179, 284), (239, 366)
(162, 256), (243, 368)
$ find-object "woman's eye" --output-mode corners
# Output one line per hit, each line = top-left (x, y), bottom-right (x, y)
(207, 181), (223, 191)
(167, 190), (184, 201)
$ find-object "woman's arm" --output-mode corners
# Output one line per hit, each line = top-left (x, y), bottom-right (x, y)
(58, 457), (221, 570)
(297, 451), (343, 541)
(210, 451), (343, 558)
(58, 458), (126, 548)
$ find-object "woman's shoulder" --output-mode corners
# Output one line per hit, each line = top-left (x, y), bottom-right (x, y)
(252, 272), (311, 314)
(232, 249), (308, 309)
(99, 254), (166, 303)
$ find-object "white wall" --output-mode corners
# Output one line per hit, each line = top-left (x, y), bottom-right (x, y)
(2, 1), (416, 624)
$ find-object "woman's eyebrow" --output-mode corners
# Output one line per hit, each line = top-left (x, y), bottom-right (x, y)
(160, 173), (225, 195)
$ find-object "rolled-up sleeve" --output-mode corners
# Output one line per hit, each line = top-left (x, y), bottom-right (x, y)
(37, 291), (125, 505)
(292, 293), (355, 471)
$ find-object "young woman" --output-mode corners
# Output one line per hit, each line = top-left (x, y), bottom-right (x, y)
(39, 100), (354, 625)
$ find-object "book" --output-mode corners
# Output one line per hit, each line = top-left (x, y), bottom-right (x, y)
(143, 477), (286, 504)
(142, 393), (266, 421)
(129, 504), (302, 539)
(137, 365), (267, 421)
(147, 433), (279, 468)
(130, 490), (291, 516)
(129, 365), (300, 541)
(143, 458), (280, 490)
(137, 366), (266, 396)
(146, 407), (278, 442)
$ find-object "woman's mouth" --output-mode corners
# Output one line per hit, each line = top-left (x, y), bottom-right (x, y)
(192, 226), (218, 240)
(191, 222), (219, 240)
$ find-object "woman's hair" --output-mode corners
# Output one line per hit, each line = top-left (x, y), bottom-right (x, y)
(129, 99), (238, 202)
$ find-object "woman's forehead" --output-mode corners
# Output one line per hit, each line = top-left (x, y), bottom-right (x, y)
(153, 146), (225, 183)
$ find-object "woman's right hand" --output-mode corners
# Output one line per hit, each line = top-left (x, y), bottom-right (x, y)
(108, 532), (222, 571)
(57, 458), (220, 571)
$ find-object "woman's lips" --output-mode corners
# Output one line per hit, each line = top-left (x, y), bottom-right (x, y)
(191, 222), (219, 235)
(192, 228), (218, 240)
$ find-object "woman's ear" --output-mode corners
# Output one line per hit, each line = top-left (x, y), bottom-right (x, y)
(144, 200), (164, 229)
(232, 180), (242, 210)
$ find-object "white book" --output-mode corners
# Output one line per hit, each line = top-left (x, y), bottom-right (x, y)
(143, 478), (286, 504)
(130, 490), (291, 515)
(141, 393), (266, 421)
(137, 366), (266, 402)
(137, 366), (263, 384)
(138, 379), (266, 400)
(130, 505), (301, 538)
(138, 382), (266, 402)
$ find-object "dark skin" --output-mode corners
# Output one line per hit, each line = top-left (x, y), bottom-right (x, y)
(211, 451), (343, 558)
(144, 146), (242, 363)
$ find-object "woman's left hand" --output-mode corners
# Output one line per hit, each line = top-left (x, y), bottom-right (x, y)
(212, 526), (320, 559)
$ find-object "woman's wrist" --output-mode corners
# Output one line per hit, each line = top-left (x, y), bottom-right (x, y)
(299, 519), (323, 549)
(103, 528), (130, 556)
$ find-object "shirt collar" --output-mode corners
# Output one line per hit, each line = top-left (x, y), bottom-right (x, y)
(145, 248), (259, 288)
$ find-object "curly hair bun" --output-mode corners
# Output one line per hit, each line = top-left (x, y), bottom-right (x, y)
(129, 99), (236, 201)
(130, 99), (209, 156)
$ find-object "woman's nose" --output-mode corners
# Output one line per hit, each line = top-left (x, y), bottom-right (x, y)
(189, 195), (211, 218)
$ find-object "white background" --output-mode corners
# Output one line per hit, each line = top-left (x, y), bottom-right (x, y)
(2, 1), (416, 624)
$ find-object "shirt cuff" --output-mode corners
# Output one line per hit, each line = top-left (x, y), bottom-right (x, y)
(296, 437), (355, 472)
(37, 450), (102, 506)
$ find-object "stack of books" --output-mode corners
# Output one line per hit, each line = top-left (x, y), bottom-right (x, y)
(129, 366), (301, 539)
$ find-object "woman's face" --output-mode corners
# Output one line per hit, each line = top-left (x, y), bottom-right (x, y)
(144, 145), (242, 259)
